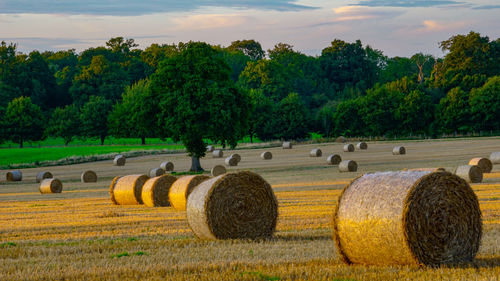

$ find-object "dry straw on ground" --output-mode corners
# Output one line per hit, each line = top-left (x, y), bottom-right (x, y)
(455, 165), (483, 183)
(110, 174), (149, 205)
(407, 168), (446, 172)
(141, 175), (178, 207)
(333, 171), (482, 266)
(357, 142), (368, 150)
(169, 175), (210, 210)
(213, 150), (223, 158)
(393, 146), (406, 155)
(206, 145), (215, 152)
(310, 148), (322, 157)
(186, 171), (278, 240)
(336, 136), (346, 143)
(160, 161), (174, 171)
(36, 171), (53, 183)
(81, 170), (97, 183)
(6, 170), (22, 181)
(211, 165), (226, 177)
(326, 154), (342, 165)
(225, 156), (238, 166)
(261, 151), (272, 160)
(490, 151), (500, 164)
(343, 144), (355, 152)
(113, 154), (126, 166)
(149, 168), (165, 177)
(339, 160), (357, 172)
(282, 141), (292, 149)
(468, 157), (492, 173)
(39, 178), (63, 194)
(230, 154), (241, 163)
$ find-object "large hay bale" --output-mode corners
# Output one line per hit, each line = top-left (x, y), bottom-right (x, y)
(109, 174), (149, 205)
(6, 170), (22, 181)
(169, 175), (210, 210)
(81, 170), (97, 183)
(455, 165), (483, 183)
(213, 150), (223, 158)
(186, 171), (278, 240)
(206, 145), (215, 152)
(39, 178), (63, 194)
(230, 153), (241, 163)
(141, 175), (178, 207)
(343, 144), (355, 152)
(490, 152), (500, 164)
(336, 136), (346, 143)
(468, 158), (492, 173)
(160, 161), (174, 171)
(36, 171), (53, 183)
(326, 154), (342, 165)
(211, 165), (226, 177)
(282, 141), (292, 149)
(225, 156), (238, 166)
(356, 142), (368, 150)
(149, 167), (165, 177)
(260, 151), (272, 160)
(333, 171), (482, 266)
(310, 148), (322, 157)
(113, 154), (126, 166)
(393, 146), (406, 155)
(339, 160), (357, 172)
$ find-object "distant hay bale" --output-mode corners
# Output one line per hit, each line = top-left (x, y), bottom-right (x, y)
(260, 151), (273, 160)
(343, 144), (355, 152)
(36, 171), (53, 183)
(357, 142), (368, 150)
(225, 156), (238, 166)
(393, 146), (406, 155)
(113, 154), (126, 166)
(6, 170), (22, 181)
(213, 150), (223, 158)
(230, 153), (241, 163)
(141, 175), (178, 207)
(490, 152), (500, 164)
(206, 145), (215, 152)
(407, 168), (446, 172)
(169, 175), (210, 210)
(160, 161), (174, 171)
(455, 165), (483, 183)
(81, 170), (97, 183)
(149, 167), (165, 177)
(109, 174), (149, 205)
(336, 136), (346, 143)
(326, 154), (342, 165)
(468, 158), (492, 173)
(186, 171), (278, 240)
(339, 160), (357, 172)
(211, 165), (226, 177)
(39, 178), (63, 194)
(282, 141), (292, 149)
(310, 148), (322, 157)
(333, 171), (482, 266)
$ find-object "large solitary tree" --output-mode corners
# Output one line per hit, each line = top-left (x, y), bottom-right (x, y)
(4, 96), (45, 148)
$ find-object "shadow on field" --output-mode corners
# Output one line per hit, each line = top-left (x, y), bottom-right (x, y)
(271, 233), (332, 242)
(441, 257), (500, 269)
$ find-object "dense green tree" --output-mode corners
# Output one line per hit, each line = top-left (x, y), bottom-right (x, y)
(315, 101), (337, 138)
(469, 76), (500, 132)
(227, 39), (265, 61)
(396, 90), (434, 135)
(4, 96), (45, 148)
(45, 104), (81, 145)
(219, 48), (251, 83)
(26, 51), (57, 109)
(359, 86), (403, 136)
(332, 98), (365, 137)
(45, 49), (79, 106)
(275, 93), (309, 140)
(436, 87), (471, 134)
(247, 89), (278, 142)
(141, 43), (180, 71)
(80, 96), (112, 145)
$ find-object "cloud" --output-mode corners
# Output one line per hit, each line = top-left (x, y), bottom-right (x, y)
(415, 19), (468, 33)
(172, 14), (247, 30)
(472, 5), (500, 10)
(353, 0), (463, 8)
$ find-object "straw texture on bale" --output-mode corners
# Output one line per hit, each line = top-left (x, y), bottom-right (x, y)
(39, 178), (63, 194)
(81, 170), (97, 183)
(333, 171), (482, 266)
(113, 155), (126, 166)
(187, 171), (278, 240)
(211, 165), (226, 177)
(213, 150), (223, 158)
(230, 154), (241, 163)
(455, 165), (483, 183)
(407, 168), (446, 172)
(310, 148), (322, 157)
(339, 160), (357, 172)
(141, 175), (178, 207)
(393, 146), (406, 155)
(206, 145), (215, 152)
(468, 158), (492, 173)
(160, 161), (174, 171)
(357, 142), (368, 150)
(343, 144), (355, 152)
(490, 152), (500, 164)
(109, 176), (121, 205)
(36, 171), (53, 183)
(149, 167), (165, 177)
(225, 156), (238, 166)
(6, 170), (22, 181)
(110, 174), (149, 205)
(260, 151), (272, 160)
(169, 175), (210, 210)
(326, 154), (342, 165)
(336, 136), (346, 143)
(282, 141), (292, 149)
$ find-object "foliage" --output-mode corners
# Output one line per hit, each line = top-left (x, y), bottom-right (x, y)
(4, 96), (45, 148)
(469, 76), (500, 132)
(80, 96), (113, 145)
(45, 104), (81, 145)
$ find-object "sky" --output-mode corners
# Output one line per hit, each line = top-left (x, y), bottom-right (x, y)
(0, 0), (499, 57)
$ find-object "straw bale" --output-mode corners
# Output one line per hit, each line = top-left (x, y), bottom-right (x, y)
(339, 160), (357, 172)
(343, 144), (355, 152)
(357, 142), (368, 150)
(169, 175), (210, 210)
(326, 154), (342, 165)
(186, 171), (278, 240)
(149, 167), (165, 177)
(81, 170), (97, 183)
(490, 152), (500, 164)
(225, 156), (238, 166)
(6, 170), (22, 181)
(213, 150), (223, 158)
(310, 148), (322, 157)
(393, 146), (406, 155)
(141, 175), (178, 207)
(206, 145), (215, 152)
(333, 171), (482, 266)
(468, 158), (492, 173)
(230, 153), (241, 163)
(211, 165), (226, 177)
(39, 178), (63, 194)
(110, 174), (149, 205)
(336, 136), (346, 143)
(160, 161), (174, 171)
(261, 151), (272, 160)
(407, 168), (446, 172)
(282, 141), (292, 149)
(454, 165), (483, 183)
(36, 171), (53, 183)
(109, 176), (121, 205)
(113, 154), (126, 166)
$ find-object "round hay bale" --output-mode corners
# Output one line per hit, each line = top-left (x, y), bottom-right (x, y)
(310, 148), (322, 157)
(141, 175), (178, 207)
(468, 158), (492, 173)
(39, 178), (63, 194)
(149, 167), (165, 177)
(356, 142), (368, 150)
(213, 150), (223, 158)
(160, 161), (174, 171)
(225, 156), (238, 166)
(230, 153), (241, 163)
(36, 171), (53, 183)
(343, 144), (355, 152)
(282, 141), (292, 149)
(110, 174), (149, 205)
(6, 170), (22, 181)
(260, 151), (273, 160)
(336, 136), (346, 143)
(490, 152), (500, 164)
(211, 165), (226, 177)
(408, 168), (446, 172)
(339, 160), (357, 172)
(169, 175), (210, 210)
(393, 146), (406, 155)
(333, 171), (482, 266)
(113, 154), (126, 166)
(109, 176), (121, 205)
(454, 165), (483, 183)
(81, 170), (97, 183)
(326, 154), (342, 165)
(206, 145), (215, 152)
(186, 171), (278, 240)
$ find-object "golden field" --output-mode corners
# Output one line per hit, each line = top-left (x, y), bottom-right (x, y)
(0, 138), (499, 280)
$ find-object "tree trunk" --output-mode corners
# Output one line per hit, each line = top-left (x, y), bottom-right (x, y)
(19, 138), (23, 148)
(250, 133), (253, 143)
(190, 156), (204, 172)
(100, 135), (105, 145)
(141, 136), (146, 145)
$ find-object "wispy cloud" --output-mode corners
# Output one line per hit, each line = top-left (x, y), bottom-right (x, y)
(472, 5), (500, 10)
(172, 14), (248, 30)
(305, 5), (402, 27)
(353, 0), (463, 8)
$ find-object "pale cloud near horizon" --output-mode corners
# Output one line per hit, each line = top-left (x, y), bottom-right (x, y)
(172, 14), (248, 30)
